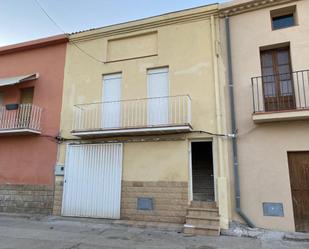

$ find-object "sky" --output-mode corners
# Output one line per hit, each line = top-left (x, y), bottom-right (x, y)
(0, 0), (226, 47)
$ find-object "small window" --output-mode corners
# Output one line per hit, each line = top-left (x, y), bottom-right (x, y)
(271, 6), (296, 30)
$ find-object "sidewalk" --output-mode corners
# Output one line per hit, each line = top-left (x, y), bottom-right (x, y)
(0, 214), (308, 249)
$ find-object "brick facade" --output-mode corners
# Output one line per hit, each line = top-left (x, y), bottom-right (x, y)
(0, 184), (53, 215)
(121, 181), (188, 223)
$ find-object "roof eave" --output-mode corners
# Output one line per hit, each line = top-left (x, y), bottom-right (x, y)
(0, 34), (68, 56)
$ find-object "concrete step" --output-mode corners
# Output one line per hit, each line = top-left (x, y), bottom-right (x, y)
(193, 195), (214, 202)
(186, 215), (220, 227)
(190, 201), (217, 209)
(187, 208), (219, 218)
(184, 224), (220, 236)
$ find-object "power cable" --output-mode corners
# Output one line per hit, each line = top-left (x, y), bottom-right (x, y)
(33, 0), (236, 140)
(192, 130), (236, 138)
(34, 0), (105, 64)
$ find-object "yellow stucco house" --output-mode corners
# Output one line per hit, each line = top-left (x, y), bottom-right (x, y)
(53, 4), (232, 236)
(220, 0), (309, 233)
(53, 0), (309, 235)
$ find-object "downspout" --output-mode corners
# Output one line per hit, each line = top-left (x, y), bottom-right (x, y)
(225, 16), (255, 228)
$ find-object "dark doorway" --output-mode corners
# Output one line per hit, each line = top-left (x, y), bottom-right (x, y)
(288, 151), (309, 232)
(191, 141), (214, 202)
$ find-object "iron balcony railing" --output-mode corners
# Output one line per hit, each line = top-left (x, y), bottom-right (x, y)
(72, 95), (192, 132)
(0, 104), (43, 131)
(251, 70), (309, 113)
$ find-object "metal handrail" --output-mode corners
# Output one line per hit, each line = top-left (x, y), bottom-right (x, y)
(0, 104), (43, 131)
(72, 95), (192, 131)
(251, 70), (309, 113)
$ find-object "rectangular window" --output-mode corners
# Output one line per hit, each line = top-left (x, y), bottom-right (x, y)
(271, 6), (296, 30)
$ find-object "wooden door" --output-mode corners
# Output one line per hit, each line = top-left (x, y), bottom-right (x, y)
(0, 92), (3, 106)
(19, 88), (34, 128)
(20, 87), (34, 104)
(0, 93), (4, 128)
(260, 48), (295, 112)
(288, 152), (309, 232)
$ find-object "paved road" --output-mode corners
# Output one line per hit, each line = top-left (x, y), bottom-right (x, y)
(0, 215), (308, 249)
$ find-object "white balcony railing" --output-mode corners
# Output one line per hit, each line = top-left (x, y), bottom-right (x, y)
(0, 104), (43, 133)
(72, 95), (192, 135)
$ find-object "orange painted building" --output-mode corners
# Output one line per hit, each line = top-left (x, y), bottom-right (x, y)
(0, 35), (67, 214)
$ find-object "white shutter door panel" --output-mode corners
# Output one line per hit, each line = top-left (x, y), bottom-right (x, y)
(147, 68), (169, 126)
(62, 143), (123, 219)
(102, 74), (121, 128)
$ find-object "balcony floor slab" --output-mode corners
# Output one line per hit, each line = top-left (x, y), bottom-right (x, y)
(71, 125), (192, 138)
(0, 128), (41, 136)
(252, 109), (309, 123)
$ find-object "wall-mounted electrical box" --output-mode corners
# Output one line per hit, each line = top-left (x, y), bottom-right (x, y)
(137, 197), (153, 211)
(263, 202), (284, 217)
(55, 165), (65, 176)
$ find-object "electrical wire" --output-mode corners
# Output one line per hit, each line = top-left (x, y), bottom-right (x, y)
(33, 1), (235, 141)
(192, 130), (235, 137)
(34, 0), (105, 64)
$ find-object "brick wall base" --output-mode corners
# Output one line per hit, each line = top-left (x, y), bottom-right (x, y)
(51, 179), (189, 223)
(121, 181), (188, 224)
(0, 184), (53, 215)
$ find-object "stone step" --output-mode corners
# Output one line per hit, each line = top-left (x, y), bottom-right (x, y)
(190, 201), (217, 209)
(193, 192), (214, 198)
(193, 188), (214, 191)
(193, 194), (215, 200)
(186, 215), (220, 227)
(183, 224), (220, 236)
(187, 208), (219, 218)
(193, 195), (214, 202)
(193, 185), (215, 189)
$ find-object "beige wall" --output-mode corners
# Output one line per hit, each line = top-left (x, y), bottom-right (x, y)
(123, 140), (188, 182)
(59, 9), (220, 178)
(225, 0), (309, 231)
(60, 20), (218, 140)
(58, 5), (232, 228)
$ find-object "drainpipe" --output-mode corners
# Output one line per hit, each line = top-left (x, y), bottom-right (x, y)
(225, 16), (255, 228)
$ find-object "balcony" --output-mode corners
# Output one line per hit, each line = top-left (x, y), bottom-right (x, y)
(72, 95), (192, 137)
(0, 104), (43, 135)
(251, 70), (309, 123)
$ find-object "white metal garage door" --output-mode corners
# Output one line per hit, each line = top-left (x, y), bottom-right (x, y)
(62, 143), (123, 219)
